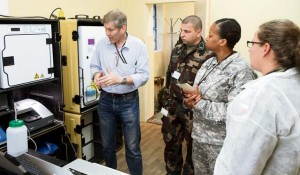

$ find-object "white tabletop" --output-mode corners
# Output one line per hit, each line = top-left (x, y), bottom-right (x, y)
(63, 159), (129, 175)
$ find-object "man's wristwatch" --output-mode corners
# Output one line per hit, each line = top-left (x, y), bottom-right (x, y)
(121, 77), (127, 84)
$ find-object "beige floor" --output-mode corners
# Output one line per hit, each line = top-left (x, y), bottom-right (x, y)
(116, 122), (167, 175)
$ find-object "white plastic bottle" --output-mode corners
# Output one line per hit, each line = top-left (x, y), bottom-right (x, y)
(6, 120), (28, 157)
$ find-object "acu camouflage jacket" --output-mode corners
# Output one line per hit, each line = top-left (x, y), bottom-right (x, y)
(162, 37), (212, 115)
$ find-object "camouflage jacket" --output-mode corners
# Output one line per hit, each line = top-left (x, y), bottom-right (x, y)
(162, 37), (212, 115)
(192, 52), (256, 145)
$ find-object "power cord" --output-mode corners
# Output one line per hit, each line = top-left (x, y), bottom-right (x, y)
(0, 14), (47, 19)
(27, 130), (37, 151)
(49, 7), (65, 19)
(49, 7), (60, 19)
(52, 103), (78, 160)
(58, 121), (78, 158)
(0, 7), (64, 19)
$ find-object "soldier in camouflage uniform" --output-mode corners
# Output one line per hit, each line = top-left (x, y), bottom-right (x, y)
(160, 15), (212, 175)
(183, 18), (256, 175)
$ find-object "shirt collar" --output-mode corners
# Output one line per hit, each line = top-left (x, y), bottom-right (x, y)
(210, 52), (239, 70)
(242, 67), (298, 90)
(105, 33), (131, 49)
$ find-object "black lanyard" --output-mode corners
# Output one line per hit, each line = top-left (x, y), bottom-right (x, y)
(115, 44), (127, 65)
(114, 34), (128, 65)
(265, 67), (287, 75)
(197, 60), (219, 86)
(197, 52), (235, 86)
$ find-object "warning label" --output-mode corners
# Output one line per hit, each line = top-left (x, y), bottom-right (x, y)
(34, 73), (39, 79)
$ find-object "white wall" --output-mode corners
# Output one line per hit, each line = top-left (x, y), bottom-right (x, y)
(0, 0), (8, 15)
(155, 2), (196, 77)
(206, 0), (300, 62)
(144, 1), (195, 120)
(8, 0), (121, 19)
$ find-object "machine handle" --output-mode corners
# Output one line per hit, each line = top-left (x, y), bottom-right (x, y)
(93, 16), (101, 20)
(75, 14), (89, 19)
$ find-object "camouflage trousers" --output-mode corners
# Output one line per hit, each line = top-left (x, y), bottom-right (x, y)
(192, 141), (222, 175)
(161, 105), (194, 175)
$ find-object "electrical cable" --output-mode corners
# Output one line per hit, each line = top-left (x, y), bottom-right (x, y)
(27, 130), (37, 151)
(0, 14), (47, 19)
(49, 7), (61, 19)
(61, 136), (68, 162)
(28, 136), (37, 151)
(58, 121), (78, 158)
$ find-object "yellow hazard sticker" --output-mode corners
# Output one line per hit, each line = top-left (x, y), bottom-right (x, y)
(34, 73), (39, 79)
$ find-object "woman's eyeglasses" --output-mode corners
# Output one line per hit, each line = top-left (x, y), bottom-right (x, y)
(247, 41), (265, 48)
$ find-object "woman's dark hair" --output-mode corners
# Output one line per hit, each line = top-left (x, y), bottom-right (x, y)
(257, 19), (300, 70)
(215, 18), (241, 49)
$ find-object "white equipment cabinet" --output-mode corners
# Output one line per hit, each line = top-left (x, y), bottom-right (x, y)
(77, 25), (105, 108)
(0, 23), (54, 88)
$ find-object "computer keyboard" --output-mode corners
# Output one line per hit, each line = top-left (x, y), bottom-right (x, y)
(16, 154), (41, 175)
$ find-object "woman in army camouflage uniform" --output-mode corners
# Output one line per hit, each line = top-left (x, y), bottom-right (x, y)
(183, 18), (256, 175)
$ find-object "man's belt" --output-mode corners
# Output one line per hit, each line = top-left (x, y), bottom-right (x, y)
(101, 90), (137, 97)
